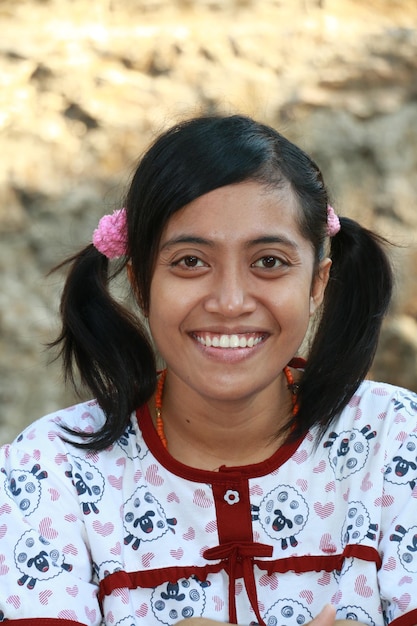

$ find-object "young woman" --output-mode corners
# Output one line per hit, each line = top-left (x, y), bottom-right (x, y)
(1, 114), (416, 626)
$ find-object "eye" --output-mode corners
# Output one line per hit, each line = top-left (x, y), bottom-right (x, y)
(251, 256), (284, 269)
(173, 255), (206, 268)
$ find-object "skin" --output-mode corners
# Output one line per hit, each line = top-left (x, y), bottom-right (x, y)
(146, 180), (331, 468)
(138, 181), (368, 626)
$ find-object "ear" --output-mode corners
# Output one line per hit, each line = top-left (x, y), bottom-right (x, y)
(310, 257), (331, 316)
(126, 262), (147, 315)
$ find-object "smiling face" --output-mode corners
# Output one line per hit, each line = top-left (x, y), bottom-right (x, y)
(147, 180), (330, 407)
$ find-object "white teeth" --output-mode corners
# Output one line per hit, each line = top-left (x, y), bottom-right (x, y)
(230, 335), (240, 348)
(195, 333), (263, 349)
(220, 334), (230, 348)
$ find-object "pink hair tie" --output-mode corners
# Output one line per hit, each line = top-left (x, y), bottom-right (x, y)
(326, 204), (341, 237)
(92, 208), (128, 259)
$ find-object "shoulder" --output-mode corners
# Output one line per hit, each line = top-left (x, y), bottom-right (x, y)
(342, 379), (417, 422)
(9, 398), (108, 447)
(328, 379), (417, 454)
(0, 399), (109, 470)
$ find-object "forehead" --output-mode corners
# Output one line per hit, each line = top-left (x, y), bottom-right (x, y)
(160, 181), (304, 246)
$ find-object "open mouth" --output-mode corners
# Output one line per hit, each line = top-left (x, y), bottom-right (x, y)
(193, 333), (266, 349)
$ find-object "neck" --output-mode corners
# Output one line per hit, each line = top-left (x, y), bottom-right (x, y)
(153, 368), (299, 468)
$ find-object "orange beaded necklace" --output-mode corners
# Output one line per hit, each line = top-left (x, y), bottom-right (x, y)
(155, 367), (299, 450)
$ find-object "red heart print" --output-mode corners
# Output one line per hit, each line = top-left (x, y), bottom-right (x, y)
(54, 453), (67, 465)
(142, 552), (155, 567)
(383, 556), (396, 571)
(318, 572), (331, 586)
(361, 472), (373, 491)
(39, 590), (53, 605)
(193, 488), (213, 508)
(39, 517), (58, 539)
(170, 548), (184, 560)
(136, 603), (148, 617)
(314, 502), (334, 519)
(354, 574), (372, 597)
(48, 488), (60, 502)
(58, 610), (78, 621)
(332, 590), (342, 604)
(167, 492), (180, 503)
(319, 533), (337, 553)
(66, 585), (78, 597)
(395, 594), (410, 611)
(108, 475), (123, 490)
(7, 595), (21, 609)
(183, 527), (195, 541)
(213, 595), (224, 611)
(85, 607), (97, 622)
(293, 450), (308, 464)
(0, 555), (9, 575)
(145, 464), (164, 486)
(374, 495), (394, 507)
(300, 590), (313, 605)
(110, 542), (121, 555)
(63, 544), (78, 555)
(348, 395), (361, 407)
(114, 588), (129, 604)
(259, 574), (278, 590)
(313, 460), (326, 473)
(92, 520), (114, 537)
(205, 520), (217, 533)
(296, 479), (308, 492)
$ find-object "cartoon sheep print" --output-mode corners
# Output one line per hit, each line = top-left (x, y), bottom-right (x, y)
(1, 464), (47, 516)
(151, 579), (208, 625)
(65, 456), (105, 515)
(123, 486), (177, 550)
(324, 425), (376, 480)
(251, 486), (308, 549)
(14, 530), (73, 590)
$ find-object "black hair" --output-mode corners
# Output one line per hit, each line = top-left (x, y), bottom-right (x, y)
(51, 114), (393, 450)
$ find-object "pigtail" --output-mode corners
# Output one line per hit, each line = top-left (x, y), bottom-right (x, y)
(294, 217), (393, 439)
(50, 245), (156, 450)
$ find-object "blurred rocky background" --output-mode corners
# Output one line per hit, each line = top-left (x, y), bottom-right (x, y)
(1, 0), (417, 444)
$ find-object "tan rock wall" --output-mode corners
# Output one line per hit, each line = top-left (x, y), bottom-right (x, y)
(1, 0), (417, 443)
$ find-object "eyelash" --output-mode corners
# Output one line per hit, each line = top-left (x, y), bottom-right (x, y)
(172, 256), (207, 268)
(251, 256), (285, 269)
(172, 255), (287, 270)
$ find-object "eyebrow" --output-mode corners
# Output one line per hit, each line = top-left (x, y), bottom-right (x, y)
(160, 234), (300, 251)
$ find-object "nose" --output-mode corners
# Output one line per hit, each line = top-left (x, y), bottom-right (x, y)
(204, 266), (256, 317)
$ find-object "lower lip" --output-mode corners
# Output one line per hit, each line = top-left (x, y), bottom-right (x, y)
(191, 335), (267, 363)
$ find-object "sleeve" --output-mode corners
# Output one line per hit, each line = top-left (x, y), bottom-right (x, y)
(0, 420), (102, 626)
(377, 389), (417, 626)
